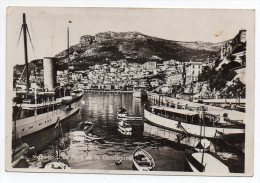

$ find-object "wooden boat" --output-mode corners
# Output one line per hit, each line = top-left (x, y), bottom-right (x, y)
(12, 142), (29, 168)
(186, 152), (229, 173)
(117, 107), (128, 119)
(117, 121), (132, 133)
(44, 158), (71, 169)
(44, 117), (70, 169)
(132, 148), (155, 171)
(118, 128), (132, 136)
(236, 104), (245, 112)
(73, 121), (93, 134)
(83, 121), (93, 134)
(85, 133), (104, 141)
(186, 132), (229, 173)
(29, 154), (54, 168)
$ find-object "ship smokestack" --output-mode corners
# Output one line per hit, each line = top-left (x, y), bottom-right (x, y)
(43, 57), (57, 91)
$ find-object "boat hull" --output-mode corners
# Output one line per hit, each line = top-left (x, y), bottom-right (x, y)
(13, 99), (82, 138)
(132, 148), (155, 171)
(144, 108), (245, 139)
(117, 123), (132, 132)
(186, 152), (229, 173)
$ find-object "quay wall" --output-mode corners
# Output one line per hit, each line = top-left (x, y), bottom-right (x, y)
(83, 89), (133, 94)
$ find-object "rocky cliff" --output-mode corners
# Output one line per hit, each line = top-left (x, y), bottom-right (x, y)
(54, 31), (221, 70)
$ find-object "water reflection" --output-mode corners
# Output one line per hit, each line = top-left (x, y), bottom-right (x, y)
(22, 93), (188, 171)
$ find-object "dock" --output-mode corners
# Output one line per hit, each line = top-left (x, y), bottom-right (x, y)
(84, 89), (133, 94)
(125, 116), (142, 121)
(196, 98), (245, 105)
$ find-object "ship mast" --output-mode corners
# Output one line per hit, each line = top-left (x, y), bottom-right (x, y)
(22, 13), (30, 92)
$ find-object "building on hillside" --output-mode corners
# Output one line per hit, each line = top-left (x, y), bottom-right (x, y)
(142, 61), (157, 70)
(166, 74), (183, 86)
(183, 61), (203, 85)
(150, 78), (163, 88)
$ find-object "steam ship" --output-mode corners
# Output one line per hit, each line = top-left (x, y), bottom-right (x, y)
(12, 14), (83, 139)
(144, 105), (245, 139)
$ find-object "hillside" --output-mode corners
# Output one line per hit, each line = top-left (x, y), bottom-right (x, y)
(14, 31), (223, 77)
(54, 31), (221, 70)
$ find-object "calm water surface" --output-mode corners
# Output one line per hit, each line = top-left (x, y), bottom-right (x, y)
(23, 93), (189, 171)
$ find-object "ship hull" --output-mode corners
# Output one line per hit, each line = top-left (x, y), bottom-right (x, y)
(144, 108), (245, 139)
(13, 99), (82, 138)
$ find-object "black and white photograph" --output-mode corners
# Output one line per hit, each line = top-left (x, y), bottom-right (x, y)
(5, 7), (255, 176)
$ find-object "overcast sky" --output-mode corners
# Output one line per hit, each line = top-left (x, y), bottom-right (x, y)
(7, 7), (254, 65)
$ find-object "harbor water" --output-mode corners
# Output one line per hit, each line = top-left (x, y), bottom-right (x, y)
(21, 93), (244, 172)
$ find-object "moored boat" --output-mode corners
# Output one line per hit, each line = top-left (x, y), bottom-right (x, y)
(12, 13), (83, 139)
(117, 106), (128, 119)
(73, 121), (93, 134)
(44, 158), (71, 169)
(85, 133), (104, 141)
(117, 121), (132, 133)
(44, 117), (70, 169)
(144, 105), (245, 139)
(186, 152), (229, 173)
(12, 142), (29, 168)
(132, 148), (155, 171)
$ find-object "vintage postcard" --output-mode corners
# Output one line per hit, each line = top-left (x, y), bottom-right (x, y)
(5, 7), (255, 176)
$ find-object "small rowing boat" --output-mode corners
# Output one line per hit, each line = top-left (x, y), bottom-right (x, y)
(85, 133), (104, 141)
(117, 121), (132, 133)
(44, 158), (70, 169)
(132, 148), (155, 171)
(72, 121), (93, 134)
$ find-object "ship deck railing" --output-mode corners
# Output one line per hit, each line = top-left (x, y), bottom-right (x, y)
(145, 106), (245, 129)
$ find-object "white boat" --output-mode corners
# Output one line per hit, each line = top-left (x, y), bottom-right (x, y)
(117, 121), (132, 133)
(117, 107), (128, 119)
(186, 152), (229, 173)
(144, 105), (245, 139)
(132, 148), (155, 171)
(118, 128), (132, 136)
(13, 93), (83, 138)
(12, 14), (83, 139)
(44, 159), (71, 169)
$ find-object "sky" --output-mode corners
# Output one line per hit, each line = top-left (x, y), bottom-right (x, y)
(6, 7), (254, 65)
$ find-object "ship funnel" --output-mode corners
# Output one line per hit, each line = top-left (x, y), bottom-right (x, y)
(43, 57), (57, 91)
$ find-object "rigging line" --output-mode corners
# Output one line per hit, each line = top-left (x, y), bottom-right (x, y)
(26, 26), (37, 59)
(28, 15), (38, 59)
(16, 26), (23, 49)
(18, 66), (26, 83)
